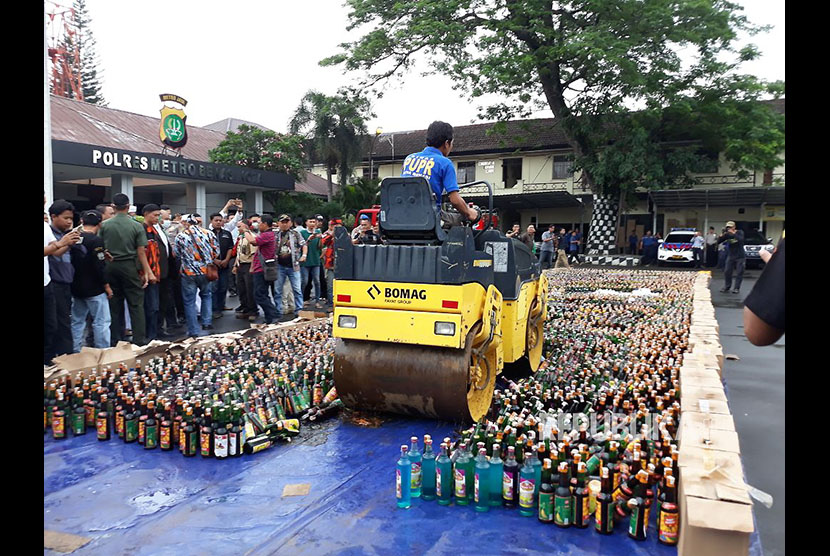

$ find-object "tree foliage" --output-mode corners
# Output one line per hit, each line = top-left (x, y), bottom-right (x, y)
(323, 0), (785, 201)
(54, 0), (106, 105)
(208, 124), (307, 181)
(290, 88), (374, 201)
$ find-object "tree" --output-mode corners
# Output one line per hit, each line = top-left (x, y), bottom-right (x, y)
(208, 124), (308, 214)
(323, 0), (784, 254)
(55, 0), (106, 105)
(290, 88), (374, 202)
(337, 177), (381, 216)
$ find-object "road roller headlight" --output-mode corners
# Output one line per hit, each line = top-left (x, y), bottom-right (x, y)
(338, 315), (358, 329)
(434, 321), (456, 336)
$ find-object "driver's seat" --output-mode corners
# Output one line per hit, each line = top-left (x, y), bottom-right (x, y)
(378, 177), (447, 245)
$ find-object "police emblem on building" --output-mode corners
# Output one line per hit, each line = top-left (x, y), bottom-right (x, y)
(159, 94), (188, 150)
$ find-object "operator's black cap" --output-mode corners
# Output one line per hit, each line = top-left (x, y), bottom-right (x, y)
(112, 193), (130, 208)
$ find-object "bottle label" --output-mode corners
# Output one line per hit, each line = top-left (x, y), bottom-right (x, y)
(146, 427), (157, 448)
(214, 433), (228, 457)
(583, 494), (591, 523)
(519, 478), (535, 508)
(52, 415), (65, 437)
(596, 501), (614, 531)
(629, 506), (643, 537)
(72, 412), (85, 435)
(139, 420), (146, 442)
(502, 471), (514, 500)
(538, 492), (553, 521)
(200, 431), (211, 456)
(554, 495), (571, 525)
(85, 404), (94, 426)
(658, 507), (679, 543)
(229, 434), (237, 456)
(116, 413), (124, 436)
(96, 416), (108, 439)
(126, 420), (138, 441)
(411, 461), (422, 489)
(436, 467), (442, 497)
(475, 473), (480, 503)
(160, 427), (170, 449)
(454, 468), (466, 497)
(187, 431), (198, 455)
(251, 439), (271, 453)
(396, 469), (402, 499)
(179, 428), (185, 450)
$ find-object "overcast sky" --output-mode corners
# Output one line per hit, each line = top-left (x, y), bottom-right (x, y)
(73, 0), (784, 134)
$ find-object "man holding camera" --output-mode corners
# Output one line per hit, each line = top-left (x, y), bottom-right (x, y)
(717, 221), (746, 294)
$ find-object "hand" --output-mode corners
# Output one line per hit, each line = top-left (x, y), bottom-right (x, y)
(141, 273), (149, 289)
(759, 249), (773, 264)
(148, 270), (158, 284)
(232, 265), (238, 275)
(300, 255), (307, 262)
(104, 285), (113, 299)
(58, 230), (81, 247)
(103, 250), (113, 262)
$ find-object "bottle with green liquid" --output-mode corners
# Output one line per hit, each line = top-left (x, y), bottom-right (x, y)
(436, 442), (452, 506)
(518, 452), (536, 516)
(421, 436), (436, 501)
(454, 443), (471, 505)
(488, 443), (503, 507)
(474, 448), (490, 512)
(409, 436), (422, 498)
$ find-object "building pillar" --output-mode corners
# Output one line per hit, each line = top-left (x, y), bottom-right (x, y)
(254, 189), (264, 215)
(652, 202), (658, 235)
(186, 182), (206, 216)
(44, 9), (53, 208)
(111, 174), (134, 203)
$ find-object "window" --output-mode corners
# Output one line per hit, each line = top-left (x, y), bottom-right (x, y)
(692, 149), (719, 174)
(457, 161), (476, 184)
(362, 166), (379, 181)
(552, 154), (573, 179)
(502, 158), (522, 188)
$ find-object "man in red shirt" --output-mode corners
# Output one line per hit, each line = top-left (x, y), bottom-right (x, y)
(320, 218), (342, 307)
(142, 204), (163, 342)
(242, 214), (279, 324)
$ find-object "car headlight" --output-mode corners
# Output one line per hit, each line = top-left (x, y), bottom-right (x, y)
(338, 315), (357, 329)
(434, 322), (456, 336)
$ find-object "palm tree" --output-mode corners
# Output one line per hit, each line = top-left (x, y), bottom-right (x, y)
(290, 89), (373, 202)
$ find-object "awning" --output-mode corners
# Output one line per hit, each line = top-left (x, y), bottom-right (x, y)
(463, 187), (585, 210)
(648, 186), (785, 209)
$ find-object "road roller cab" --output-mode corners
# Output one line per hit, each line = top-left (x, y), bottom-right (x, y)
(333, 177), (547, 422)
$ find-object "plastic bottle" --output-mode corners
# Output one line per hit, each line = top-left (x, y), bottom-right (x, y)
(396, 445), (412, 509)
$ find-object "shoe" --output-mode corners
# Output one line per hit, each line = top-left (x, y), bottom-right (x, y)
(236, 312), (250, 319)
(124, 328), (132, 336)
(248, 315), (258, 322)
(235, 306), (245, 313)
(222, 306), (233, 311)
(719, 288), (729, 293)
(731, 289), (740, 294)
(213, 312), (224, 319)
(157, 332), (176, 340)
(202, 324), (214, 330)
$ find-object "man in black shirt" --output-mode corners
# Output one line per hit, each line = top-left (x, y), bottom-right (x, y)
(70, 210), (112, 352)
(743, 238), (785, 346)
(210, 212), (235, 319)
(717, 221), (746, 294)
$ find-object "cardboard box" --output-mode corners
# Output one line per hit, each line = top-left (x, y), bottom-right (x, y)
(679, 419), (741, 452)
(677, 495), (753, 556)
(681, 397), (731, 415)
(680, 372), (724, 389)
(681, 385), (728, 404)
(680, 411), (736, 433)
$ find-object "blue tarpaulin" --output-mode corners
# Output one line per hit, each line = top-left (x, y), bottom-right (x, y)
(44, 416), (762, 555)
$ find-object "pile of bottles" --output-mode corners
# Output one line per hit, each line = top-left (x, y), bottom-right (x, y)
(45, 322), (344, 458)
(397, 269), (694, 545)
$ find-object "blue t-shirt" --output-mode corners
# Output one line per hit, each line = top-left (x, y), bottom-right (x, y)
(401, 146), (459, 208)
(642, 236), (657, 248)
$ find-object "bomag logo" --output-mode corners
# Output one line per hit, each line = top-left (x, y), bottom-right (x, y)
(385, 287), (427, 300)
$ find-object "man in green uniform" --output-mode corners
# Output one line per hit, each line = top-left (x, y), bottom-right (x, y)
(300, 216), (323, 309)
(99, 193), (155, 345)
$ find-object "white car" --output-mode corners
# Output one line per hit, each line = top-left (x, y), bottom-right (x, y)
(657, 229), (697, 265)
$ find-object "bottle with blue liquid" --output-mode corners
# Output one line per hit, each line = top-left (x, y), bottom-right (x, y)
(474, 447), (490, 512)
(488, 443), (503, 507)
(396, 445), (411, 509)
(421, 435), (436, 501)
(436, 442), (452, 505)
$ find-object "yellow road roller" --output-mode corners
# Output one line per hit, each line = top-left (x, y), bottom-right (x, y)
(332, 177), (547, 422)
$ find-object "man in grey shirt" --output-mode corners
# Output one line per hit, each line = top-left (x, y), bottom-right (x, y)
(539, 224), (556, 270)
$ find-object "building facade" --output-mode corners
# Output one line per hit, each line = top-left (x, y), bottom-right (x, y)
(311, 100), (785, 245)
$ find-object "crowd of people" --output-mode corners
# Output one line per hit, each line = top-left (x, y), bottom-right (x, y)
(43, 193), (344, 365)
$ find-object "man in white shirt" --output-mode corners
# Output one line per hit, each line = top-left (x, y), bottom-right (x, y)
(691, 230), (705, 268)
(705, 226), (718, 268)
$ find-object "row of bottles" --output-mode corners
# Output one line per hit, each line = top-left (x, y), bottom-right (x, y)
(45, 322), (343, 458)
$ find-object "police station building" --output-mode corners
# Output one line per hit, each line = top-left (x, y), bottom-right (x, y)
(47, 95), (300, 216)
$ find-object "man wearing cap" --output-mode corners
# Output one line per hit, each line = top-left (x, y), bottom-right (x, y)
(174, 213), (220, 337)
(141, 204), (164, 341)
(70, 210), (112, 351)
(99, 193), (154, 345)
(718, 221), (746, 294)
(400, 121), (479, 227)
(273, 214), (307, 318)
(300, 215), (323, 309)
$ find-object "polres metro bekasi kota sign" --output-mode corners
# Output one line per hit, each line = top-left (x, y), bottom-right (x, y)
(159, 93), (188, 149)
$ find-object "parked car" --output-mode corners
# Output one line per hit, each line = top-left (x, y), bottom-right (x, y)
(657, 228), (697, 266)
(743, 229), (775, 268)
